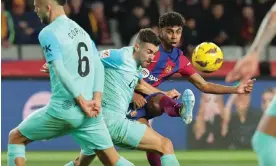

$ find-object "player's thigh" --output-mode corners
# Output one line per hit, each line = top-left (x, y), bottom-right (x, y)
(72, 116), (114, 156)
(17, 106), (72, 141)
(137, 126), (174, 154)
(104, 113), (147, 149)
(254, 133), (276, 166)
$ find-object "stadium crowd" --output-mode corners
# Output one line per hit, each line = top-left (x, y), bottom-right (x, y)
(2, 0), (276, 55)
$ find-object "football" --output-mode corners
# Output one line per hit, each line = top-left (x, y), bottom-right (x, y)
(192, 42), (224, 73)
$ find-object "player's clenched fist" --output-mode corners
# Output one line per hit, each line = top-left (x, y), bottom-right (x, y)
(235, 78), (256, 94)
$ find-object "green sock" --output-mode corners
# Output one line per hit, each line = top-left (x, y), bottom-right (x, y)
(7, 144), (25, 166)
(161, 154), (180, 166)
(115, 156), (134, 166)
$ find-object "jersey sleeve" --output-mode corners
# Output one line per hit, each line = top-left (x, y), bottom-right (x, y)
(38, 29), (62, 63)
(99, 49), (124, 68)
(178, 53), (197, 77)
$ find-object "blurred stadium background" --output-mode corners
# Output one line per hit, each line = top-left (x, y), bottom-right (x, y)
(2, 0), (276, 165)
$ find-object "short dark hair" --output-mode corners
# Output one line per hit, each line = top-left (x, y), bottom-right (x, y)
(55, 0), (67, 6)
(263, 88), (275, 94)
(159, 12), (185, 28)
(137, 28), (160, 46)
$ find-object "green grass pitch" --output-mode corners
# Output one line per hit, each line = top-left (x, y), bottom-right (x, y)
(1, 150), (258, 166)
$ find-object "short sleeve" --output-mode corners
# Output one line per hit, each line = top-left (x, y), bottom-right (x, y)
(178, 53), (196, 77)
(99, 49), (124, 68)
(38, 29), (62, 63)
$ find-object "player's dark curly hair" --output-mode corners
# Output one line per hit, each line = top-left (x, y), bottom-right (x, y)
(159, 12), (185, 28)
(137, 28), (160, 46)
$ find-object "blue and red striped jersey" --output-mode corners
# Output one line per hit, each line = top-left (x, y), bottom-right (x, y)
(142, 45), (196, 87)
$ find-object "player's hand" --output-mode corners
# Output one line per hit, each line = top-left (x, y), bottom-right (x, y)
(236, 78), (256, 94)
(81, 100), (101, 117)
(76, 96), (100, 117)
(226, 53), (259, 83)
(133, 93), (147, 109)
(165, 89), (181, 99)
(93, 99), (102, 115)
(40, 63), (49, 73)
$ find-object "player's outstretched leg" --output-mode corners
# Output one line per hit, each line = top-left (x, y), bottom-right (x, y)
(146, 89), (195, 124)
(66, 148), (133, 166)
(252, 130), (276, 166)
(67, 117), (134, 166)
(136, 118), (161, 166)
(8, 128), (30, 166)
(137, 126), (180, 166)
(251, 98), (276, 166)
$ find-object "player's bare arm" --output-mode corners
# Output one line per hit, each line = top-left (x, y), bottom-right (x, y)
(226, 3), (276, 82)
(189, 73), (255, 94)
(136, 79), (181, 98)
(248, 3), (276, 56)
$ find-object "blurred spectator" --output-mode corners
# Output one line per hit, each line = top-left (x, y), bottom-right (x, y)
(207, 4), (231, 46)
(141, 0), (160, 26)
(261, 88), (276, 112)
(11, 0), (43, 44)
(119, 4), (151, 45)
(1, 0), (15, 48)
(226, 94), (262, 149)
(240, 6), (255, 45)
(88, 2), (113, 45)
(69, 0), (92, 39)
(129, 25), (158, 46)
(181, 17), (199, 59)
(158, 0), (174, 16)
(64, 3), (71, 16)
(196, 0), (212, 42)
(192, 94), (227, 149)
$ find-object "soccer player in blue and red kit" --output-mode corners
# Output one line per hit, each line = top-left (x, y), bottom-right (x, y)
(128, 12), (256, 166)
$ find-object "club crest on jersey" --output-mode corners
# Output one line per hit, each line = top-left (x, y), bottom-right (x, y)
(165, 65), (173, 73)
(141, 68), (150, 78)
(100, 50), (110, 58)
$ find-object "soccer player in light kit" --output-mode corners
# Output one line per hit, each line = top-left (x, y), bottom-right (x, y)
(226, 3), (276, 166)
(128, 12), (256, 166)
(7, 0), (133, 166)
(62, 28), (182, 166)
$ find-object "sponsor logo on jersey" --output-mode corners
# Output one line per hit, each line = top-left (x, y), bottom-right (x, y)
(100, 50), (110, 58)
(148, 75), (159, 82)
(165, 65), (173, 73)
(141, 68), (150, 78)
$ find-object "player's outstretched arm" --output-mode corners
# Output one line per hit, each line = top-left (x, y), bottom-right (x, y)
(135, 79), (181, 98)
(226, 3), (276, 82)
(135, 79), (164, 95)
(189, 73), (255, 94)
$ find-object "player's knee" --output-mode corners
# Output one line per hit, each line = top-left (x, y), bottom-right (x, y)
(8, 128), (27, 144)
(9, 128), (20, 143)
(160, 137), (174, 154)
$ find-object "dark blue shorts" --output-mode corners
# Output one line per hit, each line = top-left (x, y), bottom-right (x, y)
(127, 92), (163, 120)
